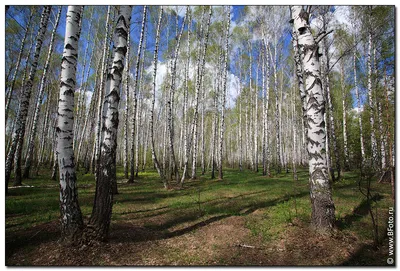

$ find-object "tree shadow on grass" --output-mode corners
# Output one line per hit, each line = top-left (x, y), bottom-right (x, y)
(110, 191), (309, 244)
(336, 194), (383, 230)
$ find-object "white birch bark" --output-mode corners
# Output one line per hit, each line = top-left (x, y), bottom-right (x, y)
(123, 31), (130, 179)
(180, 8), (191, 181)
(291, 6), (335, 230)
(150, 7), (165, 185)
(56, 5), (84, 240)
(218, 6), (230, 180)
(367, 29), (377, 163)
(340, 61), (350, 170)
(88, 6), (131, 241)
(94, 6), (111, 175)
(129, 5), (147, 183)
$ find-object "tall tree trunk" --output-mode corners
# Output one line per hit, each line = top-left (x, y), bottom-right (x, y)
(129, 5), (147, 183)
(191, 7), (211, 180)
(354, 50), (365, 163)
(322, 34), (340, 181)
(5, 9), (33, 124)
(180, 8), (191, 183)
(367, 27), (377, 164)
(261, 34), (271, 177)
(94, 6), (112, 176)
(341, 60), (350, 171)
(291, 6), (335, 230)
(5, 6), (51, 192)
(167, 7), (187, 183)
(150, 7), (166, 186)
(211, 78), (219, 179)
(87, 6), (131, 241)
(123, 31), (131, 179)
(57, 5), (84, 241)
(254, 55), (259, 173)
(218, 6), (230, 180)
(238, 50), (243, 172)
(23, 6), (62, 179)
(74, 7), (94, 146)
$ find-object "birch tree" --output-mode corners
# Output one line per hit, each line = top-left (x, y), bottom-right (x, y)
(129, 5), (147, 183)
(218, 6), (230, 180)
(150, 7), (166, 185)
(87, 6), (131, 241)
(291, 6), (335, 230)
(56, 5), (84, 241)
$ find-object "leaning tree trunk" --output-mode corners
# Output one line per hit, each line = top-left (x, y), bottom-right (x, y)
(5, 9), (33, 124)
(23, 6), (62, 179)
(56, 5), (84, 242)
(129, 5), (147, 183)
(291, 6), (335, 231)
(5, 6), (51, 192)
(218, 7), (230, 180)
(87, 6), (131, 242)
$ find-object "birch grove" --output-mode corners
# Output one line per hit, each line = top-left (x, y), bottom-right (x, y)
(4, 5), (395, 244)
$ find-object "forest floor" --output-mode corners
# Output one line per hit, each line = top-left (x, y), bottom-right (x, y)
(5, 166), (394, 266)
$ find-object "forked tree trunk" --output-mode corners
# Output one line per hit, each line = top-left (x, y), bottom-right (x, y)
(87, 6), (131, 242)
(291, 6), (335, 231)
(57, 5), (84, 241)
(5, 6), (51, 192)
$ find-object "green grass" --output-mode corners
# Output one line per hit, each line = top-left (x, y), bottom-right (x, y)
(6, 166), (393, 252)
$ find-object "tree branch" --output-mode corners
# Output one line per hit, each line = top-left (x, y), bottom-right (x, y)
(315, 29), (333, 44)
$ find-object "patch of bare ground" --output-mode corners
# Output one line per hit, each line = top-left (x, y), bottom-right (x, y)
(6, 210), (388, 266)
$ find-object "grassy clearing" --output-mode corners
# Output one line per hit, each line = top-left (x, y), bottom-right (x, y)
(5, 166), (393, 265)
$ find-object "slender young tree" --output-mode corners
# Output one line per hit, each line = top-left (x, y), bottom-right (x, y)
(123, 31), (131, 179)
(129, 5), (147, 183)
(87, 6), (131, 241)
(218, 6), (230, 180)
(94, 6), (112, 175)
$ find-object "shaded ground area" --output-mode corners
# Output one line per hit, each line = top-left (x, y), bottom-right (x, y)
(5, 167), (394, 266)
